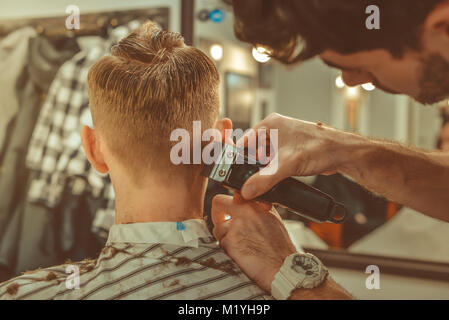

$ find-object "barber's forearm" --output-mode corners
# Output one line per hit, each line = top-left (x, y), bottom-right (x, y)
(288, 278), (354, 300)
(338, 134), (449, 221)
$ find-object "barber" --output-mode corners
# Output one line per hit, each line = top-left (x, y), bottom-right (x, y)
(212, 0), (449, 300)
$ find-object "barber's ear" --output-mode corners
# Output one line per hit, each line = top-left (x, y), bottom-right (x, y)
(81, 126), (109, 174)
(214, 118), (233, 145)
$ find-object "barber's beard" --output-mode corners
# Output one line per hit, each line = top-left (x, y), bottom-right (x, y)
(417, 54), (449, 104)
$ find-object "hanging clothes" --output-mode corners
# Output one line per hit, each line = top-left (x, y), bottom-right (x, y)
(0, 27), (36, 155)
(0, 35), (80, 235)
(12, 23), (138, 275)
(25, 43), (110, 206)
(0, 34), (80, 281)
(25, 26), (135, 211)
(16, 43), (109, 275)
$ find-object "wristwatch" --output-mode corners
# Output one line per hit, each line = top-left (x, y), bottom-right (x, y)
(271, 252), (329, 300)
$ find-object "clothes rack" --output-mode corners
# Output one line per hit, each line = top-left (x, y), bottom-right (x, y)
(0, 7), (170, 38)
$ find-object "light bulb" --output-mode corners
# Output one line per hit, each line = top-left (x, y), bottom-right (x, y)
(335, 75), (345, 89)
(252, 46), (271, 63)
(210, 44), (223, 61)
(361, 83), (376, 91)
(346, 86), (360, 99)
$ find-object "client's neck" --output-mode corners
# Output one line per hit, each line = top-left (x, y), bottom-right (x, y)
(112, 170), (207, 224)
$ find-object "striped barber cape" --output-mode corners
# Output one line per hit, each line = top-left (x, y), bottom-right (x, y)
(0, 219), (272, 300)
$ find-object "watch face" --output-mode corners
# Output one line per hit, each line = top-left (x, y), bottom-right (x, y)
(291, 255), (320, 277)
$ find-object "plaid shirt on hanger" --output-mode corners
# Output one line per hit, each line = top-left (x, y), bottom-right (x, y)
(25, 24), (139, 239)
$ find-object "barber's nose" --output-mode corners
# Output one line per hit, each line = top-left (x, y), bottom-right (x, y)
(341, 70), (373, 87)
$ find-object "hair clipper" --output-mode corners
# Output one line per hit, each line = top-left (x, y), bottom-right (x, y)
(201, 143), (347, 224)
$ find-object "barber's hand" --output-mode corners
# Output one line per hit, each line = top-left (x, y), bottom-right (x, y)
(238, 113), (352, 200)
(212, 193), (297, 293)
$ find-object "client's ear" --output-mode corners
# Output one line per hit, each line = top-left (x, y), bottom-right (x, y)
(81, 126), (109, 174)
(214, 118), (233, 144)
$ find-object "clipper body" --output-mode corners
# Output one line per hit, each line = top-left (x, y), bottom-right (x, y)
(201, 143), (347, 224)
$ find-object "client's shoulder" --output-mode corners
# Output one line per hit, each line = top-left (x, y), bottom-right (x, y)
(138, 243), (271, 300)
(0, 263), (73, 300)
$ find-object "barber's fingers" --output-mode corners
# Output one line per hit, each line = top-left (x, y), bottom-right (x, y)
(211, 194), (238, 225)
(241, 154), (289, 199)
(236, 127), (271, 154)
(232, 192), (246, 205)
(233, 192), (273, 212)
(236, 128), (257, 149)
(213, 220), (231, 242)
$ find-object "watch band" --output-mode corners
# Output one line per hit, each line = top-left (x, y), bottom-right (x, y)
(271, 253), (328, 300)
(271, 268), (302, 300)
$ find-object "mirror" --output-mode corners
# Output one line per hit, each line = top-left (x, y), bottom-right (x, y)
(224, 72), (255, 131)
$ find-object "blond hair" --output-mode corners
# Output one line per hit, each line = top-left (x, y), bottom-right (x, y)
(87, 22), (220, 176)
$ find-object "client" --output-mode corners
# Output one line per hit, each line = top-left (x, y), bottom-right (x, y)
(0, 22), (271, 300)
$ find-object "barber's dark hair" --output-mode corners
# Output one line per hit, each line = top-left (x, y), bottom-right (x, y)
(230, 0), (445, 64)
